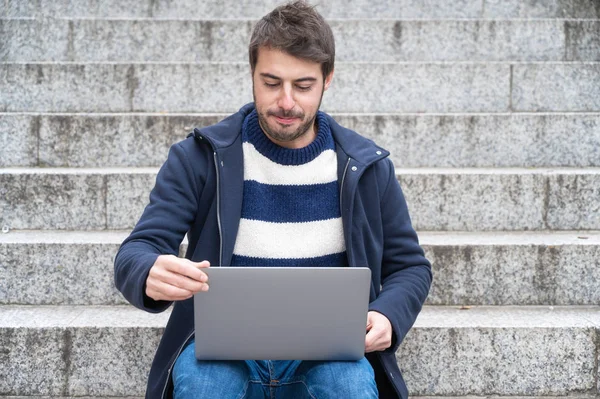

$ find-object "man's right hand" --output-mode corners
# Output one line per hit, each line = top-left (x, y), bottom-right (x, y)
(145, 255), (210, 302)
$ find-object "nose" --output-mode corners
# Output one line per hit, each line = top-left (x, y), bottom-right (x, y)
(277, 86), (295, 111)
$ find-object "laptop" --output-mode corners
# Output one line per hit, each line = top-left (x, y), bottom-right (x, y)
(193, 266), (371, 361)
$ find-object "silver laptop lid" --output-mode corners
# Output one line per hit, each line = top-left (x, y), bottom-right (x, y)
(193, 267), (371, 361)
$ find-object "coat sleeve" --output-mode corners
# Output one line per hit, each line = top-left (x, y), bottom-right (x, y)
(114, 141), (203, 313)
(368, 158), (432, 352)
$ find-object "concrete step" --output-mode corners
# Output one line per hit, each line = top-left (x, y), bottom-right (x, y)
(3, 19), (598, 62)
(400, 306), (600, 396)
(2, 112), (600, 168)
(0, 62), (506, 113)
(0, 231), (129, 306)
(2, 0), (598, 19)
(0, 305), (168, 396)
(486, 0), (600, 19)
(2, 230), (600, 306)
(1, 167), (599, 231)
(420, 231), (600, 305)
(1, 305), (599, 396)
(3, 62), (600, 113)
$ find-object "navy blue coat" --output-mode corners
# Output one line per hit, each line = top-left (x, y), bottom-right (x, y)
(114, 103), (432, 399)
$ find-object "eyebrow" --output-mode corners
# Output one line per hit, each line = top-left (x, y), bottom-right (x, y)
(260, 73), (318, 83)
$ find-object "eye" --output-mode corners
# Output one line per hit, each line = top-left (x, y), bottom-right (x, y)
(296, 85), (312, 92)
(264, 82), (279, 88)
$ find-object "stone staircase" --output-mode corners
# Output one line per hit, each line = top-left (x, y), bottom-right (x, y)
(1, 0), (600, 396)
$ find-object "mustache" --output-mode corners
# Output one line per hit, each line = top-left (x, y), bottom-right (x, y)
(267, 109), (304, 118)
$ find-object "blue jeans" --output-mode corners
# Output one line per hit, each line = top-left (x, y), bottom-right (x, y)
(173, 339), (378, 399)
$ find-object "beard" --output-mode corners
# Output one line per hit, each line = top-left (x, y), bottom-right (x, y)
(253, 85), (324, 145)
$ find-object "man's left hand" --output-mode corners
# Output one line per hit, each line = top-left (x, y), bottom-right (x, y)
(365, 311), (393, 353)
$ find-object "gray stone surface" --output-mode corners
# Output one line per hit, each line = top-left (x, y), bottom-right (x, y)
(69, 20), (253, 63)
(0, 19), (69, 62)
(7, 0), (598, 19)
(0, 64), (132, 112)
(484, 0), (600, 18)
(335, 113), (600, 168)
(1, 0), (484, 19)
(0, 1), (36, 18)
(1, 19), (572, 62)
(547, 173), (600, 230)
(399, 326), (596, 395)
(405, 306), (600, 395)
(334, 20), (565, 62)
(0, 63), (509, 113)
(513, 64), (600, 112)
(0, 234), (127, 305)
(421, 231), (600, 305)
(4, 230), (600, 306)
(106, 172), (158, 229)
(6, 0), (599, 19)
(0, 327), (68, 395)
(0, 306), (168, 396)
(0, 305), (171, 328)
(0, 113), (37, 167)
(37, 114), (219, 167)
(566, 21), (600, 62)
(0, 170), (106, 230)
(3, 168), (600, 230)
(324, 63), (509, 113)
(68, 327), (162, 396)
(400, 170), (547, 231)
(0, 0), (149, 18)
(4, 113), (600, 168)
(0, 63), (253, 113)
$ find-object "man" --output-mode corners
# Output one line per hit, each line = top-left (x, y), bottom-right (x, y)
(114, 1), (432, 398)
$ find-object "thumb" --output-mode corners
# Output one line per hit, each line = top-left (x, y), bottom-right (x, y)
(366, 312), (373, 330)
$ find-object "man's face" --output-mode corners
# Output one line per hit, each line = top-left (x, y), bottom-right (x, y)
(252, 47), (334, 149)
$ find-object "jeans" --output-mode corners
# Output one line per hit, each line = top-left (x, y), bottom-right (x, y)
(173, 339), (378, 399)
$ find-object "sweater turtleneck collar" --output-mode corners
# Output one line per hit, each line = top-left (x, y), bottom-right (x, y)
(242, 109), (334, 166)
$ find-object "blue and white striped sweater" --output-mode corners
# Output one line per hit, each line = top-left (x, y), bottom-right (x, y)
(231, 110), (347, 267)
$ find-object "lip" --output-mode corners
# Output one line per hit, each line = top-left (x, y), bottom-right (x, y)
(274, 116), (298, 125)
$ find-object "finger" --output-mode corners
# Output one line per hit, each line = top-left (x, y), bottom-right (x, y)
(147, 281), (194, 301)
(149, 264), (210, 298)
(167, 259), (209, 283)
(194, 260), (211, 268)
(149, 263), (205, 290)
(166, 271), (206, 293)
(366, 327), (390, 353)
(365, 329), (377, 352)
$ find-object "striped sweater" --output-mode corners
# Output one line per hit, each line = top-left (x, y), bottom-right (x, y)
(231, 110), (347, 267)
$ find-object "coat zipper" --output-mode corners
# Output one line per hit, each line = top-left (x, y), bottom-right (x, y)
(339, 157), (352, 268)
(340, 157), (351, 211)
(160, 151), (223, 399)
(213, 152), (223, 265)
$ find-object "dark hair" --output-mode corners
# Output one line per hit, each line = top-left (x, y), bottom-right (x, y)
(249, 1), (335, 79)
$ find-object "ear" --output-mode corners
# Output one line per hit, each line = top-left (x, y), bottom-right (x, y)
(323, 69), (334, 91)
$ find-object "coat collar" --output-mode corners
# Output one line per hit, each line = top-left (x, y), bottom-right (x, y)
(325, 113), (390, 166)
(192, 103), (390, 166)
